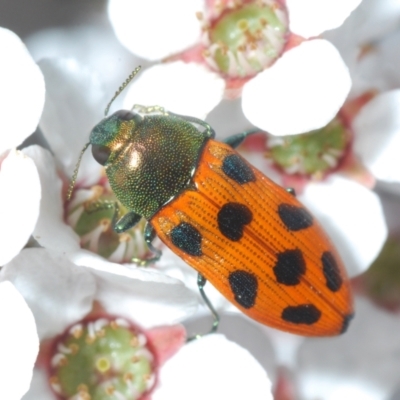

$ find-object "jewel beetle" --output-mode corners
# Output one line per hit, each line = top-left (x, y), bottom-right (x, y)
(69, 67), (354, 337)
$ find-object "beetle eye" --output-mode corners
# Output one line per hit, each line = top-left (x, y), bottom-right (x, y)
(92, 144), (111, 165)
(113, 110), (135, 121)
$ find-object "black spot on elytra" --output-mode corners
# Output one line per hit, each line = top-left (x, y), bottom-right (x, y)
(170, 222), (202, 256)
(281, 304), (321, 325)
(229, 270), (258, 309)
(321, 251), (343, 292)
(341, 313), (354, 334)
(217, 203), (253, 241)
(278, 203), (313, 231)
(222, 154), (256, 184)
(273, 249), (306, 285)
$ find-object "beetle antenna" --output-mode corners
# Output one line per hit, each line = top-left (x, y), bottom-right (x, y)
(104, 65), (142, 117)
(67, 142), (90, 200)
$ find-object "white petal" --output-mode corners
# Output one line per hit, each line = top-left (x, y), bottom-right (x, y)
(184, 313), (277, 378)
(334, 0), (400, 44)
(22, 369), (54, 400)
(108, 0), (203, 60)
(22, 146), (80, 252)
(353, 90), (400, 183)
(0, 150), (41, 265)
(26, 25), (141, 94)
(38, 58), (105, 183)
(93, 269), (198, 328)
(69, 249), (198, 328)
(1, 248), (96, 340)
(0, 281), (39, 400)
(242, 40), (351, 136)
(123, 62), (224, 119)
(299, 175), (387, 276)
(287, 0), (362, 38)
(0, 28), (45, 154)
(323, 0), (400, 96)
(370, 30), (400, 91)
(375, 182), (400, 233)
(261, 326), (304, 368)
(153, 334), (273, 400)
(298, 297), (400, 399)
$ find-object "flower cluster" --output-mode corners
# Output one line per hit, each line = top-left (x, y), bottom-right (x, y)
(0, 0), (400, 399)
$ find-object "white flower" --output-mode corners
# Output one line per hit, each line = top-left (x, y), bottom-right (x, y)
(0, 247), (196, 398)
(0, 27), (45, 265)
(1, 248), (196, 339)
(0, 248), (272, 400)
(107, 0), (359, 135)
(0, 281), (38, 400)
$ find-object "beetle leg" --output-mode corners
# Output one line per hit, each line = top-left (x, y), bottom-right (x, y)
(187, 273), (220, 341)
(86, 200), (142, 233)
(109, 204), (160, 266)
(113, 208), (142, 233)
(131, 223), (162, 266)
(286, 187), (296, 196)
(223, 129), (260, 149)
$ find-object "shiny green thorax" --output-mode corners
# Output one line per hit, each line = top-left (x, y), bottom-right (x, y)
(90, 110), (208, 220)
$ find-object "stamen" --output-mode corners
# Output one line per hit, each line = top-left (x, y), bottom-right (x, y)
(48, 317), (156, 400)
(94, 318), (109, 333)
(69, 324), (83, 339)
(66, 184), (148, 263)
(69, 343), (79, 355)
(108, 237), (129, 263)
(57, 342), (74, 354)
(95, 357), (111, 373)
(202, 0), (288, 77)
(105, 385), (115, 395)
(51, 353), (68, 367)
(266, 117), (350, 177)
(86, 322), (96, 344)
(49, 376), (62, 394)
(123, 372), (134, 383)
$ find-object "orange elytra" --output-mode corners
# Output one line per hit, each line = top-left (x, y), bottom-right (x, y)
(152, 139), (353, 336)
